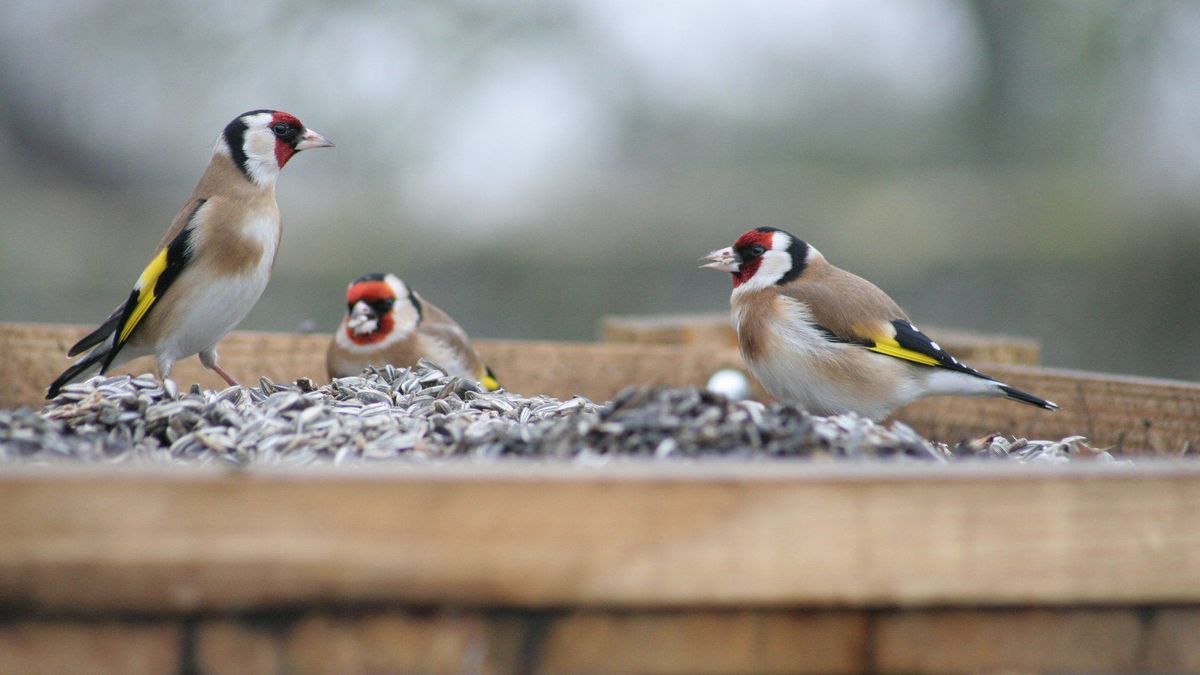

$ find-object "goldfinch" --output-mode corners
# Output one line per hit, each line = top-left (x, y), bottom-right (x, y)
(46, 110), (333, 399)
(326, 272), (500, 391)
(701, 227), (1058, 420)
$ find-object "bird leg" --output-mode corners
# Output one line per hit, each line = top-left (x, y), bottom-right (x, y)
(199, 348), (240, 387)
(210, 363), (240, 387)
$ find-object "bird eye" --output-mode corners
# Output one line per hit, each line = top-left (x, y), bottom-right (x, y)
(749, 245), (766, 257)
(272, 122), (289, 136)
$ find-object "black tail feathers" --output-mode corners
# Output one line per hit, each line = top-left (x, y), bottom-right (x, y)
(46, 349), (107, 400)
(998, 384), (1059, 411)
(67, 311), (122, 357)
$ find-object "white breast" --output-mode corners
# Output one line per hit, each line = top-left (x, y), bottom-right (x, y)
(738, 296), (913, 419)
(162, 214), (279, 361)
(740, 298), (851, 414)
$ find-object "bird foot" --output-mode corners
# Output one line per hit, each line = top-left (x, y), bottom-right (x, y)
(210, 364), (240, 388)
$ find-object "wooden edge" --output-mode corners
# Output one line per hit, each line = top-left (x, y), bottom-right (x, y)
(1, 464), (1199, 612)
(0, 322), (748, 408)
(892, 363), (1200, 454)
(3, 457), (1199, 481)
(600, 312), (741, 348)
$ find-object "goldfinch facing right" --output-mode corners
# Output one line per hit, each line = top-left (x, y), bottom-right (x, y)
(326, 272), (500, 391)
(701, 227), (1058, 420)
(47, 109), (332, 399)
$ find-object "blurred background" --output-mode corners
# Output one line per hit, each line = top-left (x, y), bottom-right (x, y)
(2, 0), (1199, 380)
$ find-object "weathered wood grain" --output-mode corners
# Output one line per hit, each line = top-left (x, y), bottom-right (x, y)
(892, 363), (1200, 453)
(1, 464), (1198, 613)
(0, 322), (744, 408)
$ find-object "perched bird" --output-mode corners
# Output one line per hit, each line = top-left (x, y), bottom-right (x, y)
(326, 272), (500, 391)
(46, 110), (333, 399)
(701, 227), (1058, 420)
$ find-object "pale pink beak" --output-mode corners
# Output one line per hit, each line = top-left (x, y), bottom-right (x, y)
(700, 246), (740, 273)
(296, 128), (334, 150)
(346, 301), (377, 335)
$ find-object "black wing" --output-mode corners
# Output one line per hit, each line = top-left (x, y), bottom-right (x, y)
(98, 204), (200, 371)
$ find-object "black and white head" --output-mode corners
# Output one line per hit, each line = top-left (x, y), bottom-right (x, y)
(217, 109), (333, 185)
(700, 227), (815, 293)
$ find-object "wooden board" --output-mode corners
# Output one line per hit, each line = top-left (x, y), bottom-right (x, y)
(601, 312), (742, 349)
(1, 463), (1199, 613)
(5, 322), (1200, 452)
(0, 322), (745, 408)
(10, 606), (1200, 673)
(893, 364), (1200, 454)
(601, 312), (1042, 366)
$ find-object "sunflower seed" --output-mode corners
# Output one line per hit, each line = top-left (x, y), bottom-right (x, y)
(4, 365), (1126, 467)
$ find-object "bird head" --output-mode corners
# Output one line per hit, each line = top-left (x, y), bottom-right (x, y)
(342, 272), (422, 345)
(700, 227), (812, 291)
(220, 110), (333, 185)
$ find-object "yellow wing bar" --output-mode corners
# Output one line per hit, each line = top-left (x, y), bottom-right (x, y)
(118, 248), (169, 343)
(867, 336), (941, 367)
(479, 365), (500, 392)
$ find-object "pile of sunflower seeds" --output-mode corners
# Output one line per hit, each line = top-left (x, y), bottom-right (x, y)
(0, 361), (1123, 465)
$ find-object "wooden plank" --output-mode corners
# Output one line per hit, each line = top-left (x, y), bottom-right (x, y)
(892, 363), (1200, 453)
(0, 322), (331, 407)
(0, 620), (183, 675)
(0, 322), (743, 409)
(873, 608), (1142, 673)
(1, 464), (1199, 612)
(476, 339), (746, 402)
(8, 608), (1194, 673)
(601, 312), (741, 349)
(535, 610), (867, 674)
(601, 312), (1042, 365)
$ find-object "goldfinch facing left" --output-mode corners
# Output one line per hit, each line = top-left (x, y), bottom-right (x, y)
(47, 110), (333, 399)
(326, 272), (500, 391)
(701, 227), (1058, 420)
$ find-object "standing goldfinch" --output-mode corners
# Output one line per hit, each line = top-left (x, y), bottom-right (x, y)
(701, 227), (1058, 420)
(326, 272), (500, 391)
(46, 110), (333, 399)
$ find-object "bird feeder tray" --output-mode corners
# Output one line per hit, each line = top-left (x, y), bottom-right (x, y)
(3, 321), (1197, 453)
(2, 320), (1200, 673)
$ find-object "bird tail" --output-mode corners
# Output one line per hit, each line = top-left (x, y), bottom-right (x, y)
(997, 383), (1059, 411)
(67, 306), (124, 356)
(46, 348), (109, 400)
(481, 365), (500, 392)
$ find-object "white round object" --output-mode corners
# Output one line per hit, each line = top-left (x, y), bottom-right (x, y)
(706, 368), (751, 400)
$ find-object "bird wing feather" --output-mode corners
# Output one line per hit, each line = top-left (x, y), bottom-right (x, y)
(67, 302), (129, 356)
(780, 267), (987, 378)
(867, 319), (988, 377)
(99, 199), (205, 370)
(417, 303), (498, 390)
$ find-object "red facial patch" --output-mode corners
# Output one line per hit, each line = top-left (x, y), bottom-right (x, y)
(275, 142), (295, 168)
(273, 111), (302, 128)
(271, 111), (303, 168)
(346, 313), (394, 345)
(344, 280), (396, 345)
(346, 280), (394, 305)
(729, 229), (774, 288)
